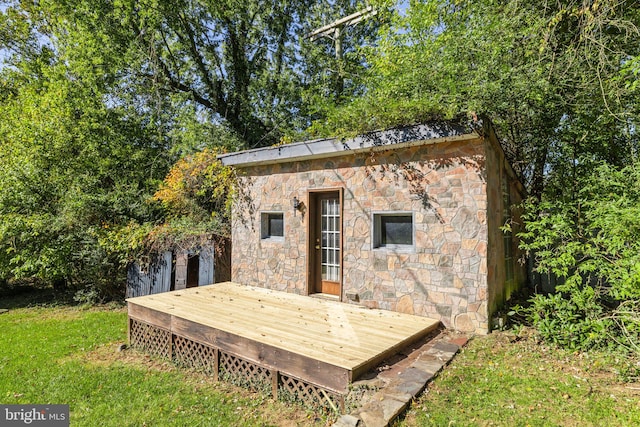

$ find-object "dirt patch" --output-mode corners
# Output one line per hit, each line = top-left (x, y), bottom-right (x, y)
(64, 342), (177, 372)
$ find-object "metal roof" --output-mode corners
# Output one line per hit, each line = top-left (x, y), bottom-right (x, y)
(217, 121), (478, 167)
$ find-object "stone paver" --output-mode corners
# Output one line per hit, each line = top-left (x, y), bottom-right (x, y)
(334, 330), (468, 427)
(333, 414), (361, 427)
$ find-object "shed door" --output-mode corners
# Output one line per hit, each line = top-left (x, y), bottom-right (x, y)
(309, 191), (342, 296)
(186, 254), (199, 288)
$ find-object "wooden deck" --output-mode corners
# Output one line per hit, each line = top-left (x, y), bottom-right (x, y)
(127, 282), (439, 399)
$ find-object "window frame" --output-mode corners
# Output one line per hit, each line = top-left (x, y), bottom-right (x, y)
(260, 211), (285, 241)
(372, 211), (415, 252)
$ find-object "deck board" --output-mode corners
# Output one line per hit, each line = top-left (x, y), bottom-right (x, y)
(127, 282), (439, 388)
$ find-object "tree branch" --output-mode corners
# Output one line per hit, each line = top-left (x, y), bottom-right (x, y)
(153, 59), (215, 111)
(176, 12), (228, 116)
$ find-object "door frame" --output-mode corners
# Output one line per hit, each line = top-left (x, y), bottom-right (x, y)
(306, 188), (344, 299)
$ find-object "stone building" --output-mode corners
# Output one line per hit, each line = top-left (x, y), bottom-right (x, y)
(218, 119), (526, 333)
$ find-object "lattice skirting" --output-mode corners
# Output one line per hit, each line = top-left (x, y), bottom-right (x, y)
(279, 373), (344, 411)
(129, 318), (345, 412)
(173, 335), (217, 374)
(129, 317), (171, 358)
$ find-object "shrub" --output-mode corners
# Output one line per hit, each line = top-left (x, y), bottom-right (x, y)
(520, 163), (640, 353)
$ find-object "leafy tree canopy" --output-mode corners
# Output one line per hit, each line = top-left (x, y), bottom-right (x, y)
(315, 0), (640, 200)
(0, 0), (379, 297)
(0, 61), (170, 295)
(2, 0), (378, 149)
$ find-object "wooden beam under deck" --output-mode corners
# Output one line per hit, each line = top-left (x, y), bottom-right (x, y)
(127, 282), (440, 393)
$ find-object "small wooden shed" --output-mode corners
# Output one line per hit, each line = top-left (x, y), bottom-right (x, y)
(126, 243), (230, 298)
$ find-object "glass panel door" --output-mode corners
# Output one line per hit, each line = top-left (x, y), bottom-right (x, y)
(321, 198), (340, 282)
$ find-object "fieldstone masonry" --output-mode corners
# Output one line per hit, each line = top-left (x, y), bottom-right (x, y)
(228, 132), (524, 334)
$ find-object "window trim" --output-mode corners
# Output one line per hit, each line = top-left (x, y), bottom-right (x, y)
(260, 211), (285, 241)
(372, 211), (415, 252)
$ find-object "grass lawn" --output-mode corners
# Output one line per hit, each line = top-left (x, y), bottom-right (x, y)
(398, 330), (640, 426)
(0, 291), (328, 426)
(3, 291), (640, 426)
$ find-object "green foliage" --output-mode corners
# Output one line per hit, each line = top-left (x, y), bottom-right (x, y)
(95, 148), (236, 269)
(0, 0), (381, 298)
(520, 163), (640, 352)
(153, 148), (236, 227)
(0, 56), (170, 298)
(19, 0), (377, 148)
(314, 0), (640, 200)
(308, 95), (448, 138)
(144, 217), (227, 255)
(123, 148), (239, 257)
(95, 222), (155, 268)
(527, 291), (610, 350)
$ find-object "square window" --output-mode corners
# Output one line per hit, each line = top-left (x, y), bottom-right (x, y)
(261, 212), (284, 240)
(373, 212), (414, 250)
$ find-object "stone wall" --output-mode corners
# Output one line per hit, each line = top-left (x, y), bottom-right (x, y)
(485, 130), (527, 318)
(231, 137), (498, 333)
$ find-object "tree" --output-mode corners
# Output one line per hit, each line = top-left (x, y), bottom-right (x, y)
(314, 0), (640, 200)
(9, 0), (375, 149)
(0, 57), (170, 297)
(0, 0), (379, 297)
(107, 148), (238, 261)
(6, 0), (384, 148)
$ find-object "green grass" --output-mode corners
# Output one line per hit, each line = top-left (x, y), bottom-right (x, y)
(397, 330), (640, 427)
(5, 293), (640, 427)
(0, 300), (327, 426)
